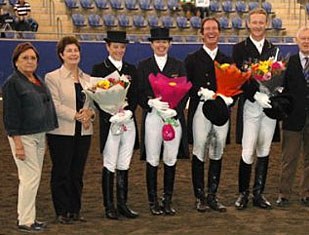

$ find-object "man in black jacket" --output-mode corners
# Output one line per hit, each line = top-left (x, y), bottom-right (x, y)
(232, 8), (279, 210)
(185, 17), (233, 213)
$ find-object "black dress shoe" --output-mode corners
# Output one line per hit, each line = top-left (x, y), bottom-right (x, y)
(300, 197), (309, 207)
(149, 201), (163, 215)
(235, 193), (249, 210)
(252, 195), (272, 209)
(70, 213), (87, 222)
(276, 197), (289, 207)
(207, 195), (227, 213)
(18, 223), (45, 233)
(195, 198), (210, 213)
(56, 215), (73, 224)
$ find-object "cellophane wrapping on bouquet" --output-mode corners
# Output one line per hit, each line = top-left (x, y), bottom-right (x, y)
(83, 70), (130, 115)
(148, 73), (192, 141)
(249, 59), (287, 95)
(214, 61), (251, 97)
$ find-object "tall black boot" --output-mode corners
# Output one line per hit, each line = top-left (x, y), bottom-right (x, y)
(207, 159), (226, 212)
(192, 155), (209, 212)
(102, 167), (118, 219)
(116, 170), (139, 219)
(146, 163), (163, 215)
(252, 156), (271, 209)
(162, 164), (176, 215)
(235, 158), (252, 210)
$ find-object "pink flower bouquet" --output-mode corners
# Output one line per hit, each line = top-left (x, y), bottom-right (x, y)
(148, 73), (192, 141)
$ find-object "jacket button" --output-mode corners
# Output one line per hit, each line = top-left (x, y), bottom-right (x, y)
(207, 82), (210, 85)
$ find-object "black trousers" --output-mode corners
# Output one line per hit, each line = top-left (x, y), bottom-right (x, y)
(47, 134), (91, 216)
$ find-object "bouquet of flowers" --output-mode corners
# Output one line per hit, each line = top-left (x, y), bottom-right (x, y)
(248, 58), (287, 95)
(214, 61), (251, 97)
(83, 70), (131, 135)
(148, 73), (192, 141)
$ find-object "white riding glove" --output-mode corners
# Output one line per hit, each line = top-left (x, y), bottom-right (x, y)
(217, 94), (233, 106)
(159, 108), (177, 120)
(109, 110), (133, 124)
(198, 88), (215, 101)
(254, 92), (272, 109)
(148, 97), (169, 111)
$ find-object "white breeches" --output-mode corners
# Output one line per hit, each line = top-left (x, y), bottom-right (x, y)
(242, 99), (277, 164)
(192, 102), (229, 162)
(103, 120), (136, 172)
(145, 109), (182, 167)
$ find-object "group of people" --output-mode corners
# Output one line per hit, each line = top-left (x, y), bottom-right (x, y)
(2, 7), (309, 233)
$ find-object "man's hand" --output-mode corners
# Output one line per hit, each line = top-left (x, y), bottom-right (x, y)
(254, 92), (272, 108)
(148, 97), (169, 111)
(198, 88), (215, 101)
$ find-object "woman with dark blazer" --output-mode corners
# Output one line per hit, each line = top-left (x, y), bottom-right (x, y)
(137, 27), (189, 216)
(91, 31), (139, 220)
(45, 36), (95, 224)
(3, 42), (58, 232)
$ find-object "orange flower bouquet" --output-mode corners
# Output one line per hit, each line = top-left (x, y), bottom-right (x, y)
(214, 61), (251, 97)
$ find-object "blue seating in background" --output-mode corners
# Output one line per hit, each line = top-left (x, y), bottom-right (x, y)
(125, 0), (138, 11)
(140, 0), (153, 11)
(161, 16), (175, 28)
(218, 16), (231, 30)
(153, 0), (167, 11)
(103, 14), (117, 27)
(272, 17), (285, 31)
(95, 33), (106, 41)
(80, 34), (94, 41)
(248, 1), (259, 11)
(118, 14), (131, 27)
(176, 16), (189, 29)
(167, 0), (181, 11)
(72, 13), (87, 27)
(185, 35), (199, 43)
(147, 15), (159, 28)
(232, 16), (245, 30)
(94, 0), (109, 9)
(262, 2), (273, 15)
(190, 16), (201, 29)
(80, 0), (94, 9)
(133, 15), (147, 28)
(235, 1), (248, 13)
(209, 1), (221, 13)
(88, 14), (102, 27)
(110, 0), (124, 10)
(0, 0), (6, 6)
(65, 0), (79, 9)
(9, 0), (18, 6)
(222, 1), (235, 14)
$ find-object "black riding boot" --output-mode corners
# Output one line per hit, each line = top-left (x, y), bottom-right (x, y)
(235, 158), (252, 210)
(162, 164), (176, 215)
(116, 170), (139, 219)
(102, 167), (118, 219)
(146, 163), (163, 215)
(252, 156), (271, 209)
(207, 159), (226, 212)
(192, 155), (209, 212)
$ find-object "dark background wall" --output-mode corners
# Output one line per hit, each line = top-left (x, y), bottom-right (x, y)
(0, 40), (298, 87)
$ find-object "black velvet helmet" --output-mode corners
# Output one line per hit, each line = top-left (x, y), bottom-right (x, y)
(202, 96), (229, 126)
(263, 94), (294, 120)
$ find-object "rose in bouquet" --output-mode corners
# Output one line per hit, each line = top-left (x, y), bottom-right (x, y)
(148, 73), (192, 141)
(249, 58), (287, 95)
(83, 70), (131, 135)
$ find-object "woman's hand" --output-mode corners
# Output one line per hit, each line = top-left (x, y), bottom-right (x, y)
(75, 108), (95, 130)
(12, 136), (26, 161)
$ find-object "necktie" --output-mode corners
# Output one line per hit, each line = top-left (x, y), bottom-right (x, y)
(304, 57), (309, 80)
